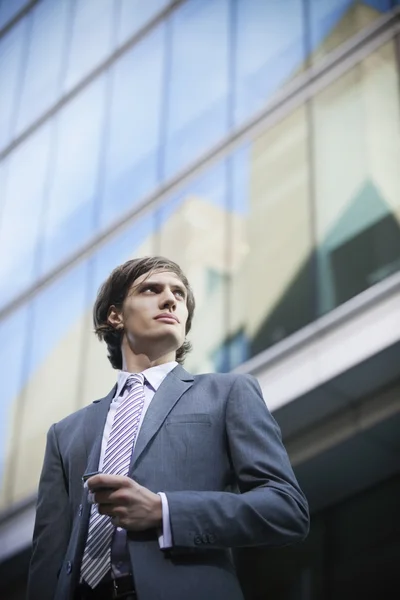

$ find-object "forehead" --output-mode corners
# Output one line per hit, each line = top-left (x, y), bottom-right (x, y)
(133, 269), (185, 287)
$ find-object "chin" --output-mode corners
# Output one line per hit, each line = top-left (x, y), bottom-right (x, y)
(144, 334), (182, 359)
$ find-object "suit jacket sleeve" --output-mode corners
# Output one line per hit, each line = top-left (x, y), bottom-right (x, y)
(165, 374), (309, 549)
(27, 423), (72, 600)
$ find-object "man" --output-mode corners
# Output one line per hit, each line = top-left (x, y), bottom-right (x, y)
(27, 256), (309, 600)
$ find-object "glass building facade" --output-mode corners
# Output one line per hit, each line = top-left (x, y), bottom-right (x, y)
(1, 1), (400, 598)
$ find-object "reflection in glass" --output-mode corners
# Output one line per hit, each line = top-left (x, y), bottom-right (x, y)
(312, 42), (400, 314)
(0, 306), (29, 511)
(0, 0), (28, 29)
(63, 0), (114, 92)
(100, 26), (165, 228)
(230, 107), (313, 363)
(234, 0), (305, 125)
(0, 123), (52, 308)
(164, 0), (229, 178)
(15, 0), (69, 135)
(12, 263), (88, 503)
(116, 0), (169, 46)
(308, 0), (393, 66)
(157, 162), (227, 373)
(40, 76), (107, 274)
(0, 18), (27, 149)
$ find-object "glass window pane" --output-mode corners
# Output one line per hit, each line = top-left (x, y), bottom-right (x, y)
(309, 0), (393, 66)
(63, 0), (115, 92)
(0, 160), (5, 214)
(234, 0), (306, 125)
(116, 0), (169, 46)
(12, 263), (88, 503)
(0, 0), (28, 28)
(313, 42), (400, 314)
(0, 306), (28, 511)
(100, 26), (165, 228)
(80, 215), (155, 404)
(40, 76), (107, 275)
(157, 163), (227, 373)
(230, 107), (313, 365)
(15, 0), (69, 135)
(164, 0), (229, 178)
(0, 18), (27, 150)
(0, 123), (52, 308)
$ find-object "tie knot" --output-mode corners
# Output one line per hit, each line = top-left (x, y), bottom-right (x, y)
(125, 372), (145, 391)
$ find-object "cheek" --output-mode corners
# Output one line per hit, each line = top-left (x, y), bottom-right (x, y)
(124, 307), (148, 332)
(180, 312), (189, 337)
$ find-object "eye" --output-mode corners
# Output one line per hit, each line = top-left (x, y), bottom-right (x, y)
(142, 285), (156, 293)
(174, 289), (186, 299)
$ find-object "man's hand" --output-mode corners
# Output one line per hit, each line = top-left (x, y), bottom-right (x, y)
(87, 474), (162, 531)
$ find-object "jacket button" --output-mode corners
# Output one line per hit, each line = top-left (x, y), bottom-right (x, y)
(78, 504), (83, 516)
(208, 534), (216, 543)
(66, 561), (73, 574)
(202, 534), (209, 544)
(194, 535), (202, 545)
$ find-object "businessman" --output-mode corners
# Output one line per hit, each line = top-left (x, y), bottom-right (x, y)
(27, 256), (309, 600)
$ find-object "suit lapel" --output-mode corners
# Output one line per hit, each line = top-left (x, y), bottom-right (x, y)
(129, 365), (194, 473)
(83, 385), (116, 474)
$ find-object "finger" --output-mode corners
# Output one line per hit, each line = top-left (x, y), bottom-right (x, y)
(97, 503), (116, 516)
(97, 504), (126, 520)
(111, 516), (120, 527)
(95, 484), (137, 504)
(111, 514), (127, 528)
(93, 489), (118, 504)
(87, 474), (133, 491)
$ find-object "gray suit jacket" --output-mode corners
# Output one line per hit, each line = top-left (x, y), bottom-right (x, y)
(27, 366), (309, 600)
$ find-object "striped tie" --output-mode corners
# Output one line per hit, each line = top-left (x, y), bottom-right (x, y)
(80, 373), (145, 588)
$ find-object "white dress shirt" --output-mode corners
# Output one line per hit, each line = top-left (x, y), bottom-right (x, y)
(96, 361), (176, 549)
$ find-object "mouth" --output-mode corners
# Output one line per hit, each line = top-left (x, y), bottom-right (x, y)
(154, 314), (179, 324)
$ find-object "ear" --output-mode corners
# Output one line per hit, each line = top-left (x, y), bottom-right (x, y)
(107, 305), (124, 330)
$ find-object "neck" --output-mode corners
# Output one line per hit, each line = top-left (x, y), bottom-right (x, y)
(120, 337), (176, 373)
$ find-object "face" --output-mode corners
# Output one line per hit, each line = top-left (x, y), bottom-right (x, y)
(108, 270), (189, 361)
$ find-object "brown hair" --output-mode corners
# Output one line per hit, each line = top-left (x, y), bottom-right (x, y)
(93, 256), (195, 369)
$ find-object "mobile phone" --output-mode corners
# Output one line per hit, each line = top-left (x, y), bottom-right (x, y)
(82, 471), (116, 492)
(82, 471), (101, 483)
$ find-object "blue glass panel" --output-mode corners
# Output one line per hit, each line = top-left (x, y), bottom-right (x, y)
(234, 0), (305, 125)
(164, 0), (229, 178)
(0, 123), (52, 308)
(40, 76), (107, 275)
(229, 144), (250, 216)
(157, 160), (228, 223)
(0, 18), (27, 149)
(309, 0), (353, 53)
(0, 0), (28, 28)
(363, 0), (392, 10)
(212, 329), (249, 372)
(15, 0), (69, 135)
(100, 26), (165, 229)
(26, 262), (88, 380)
(0, 161), (5, 212)
(63, 0), (115, 92)
(0, 305), (29, 488)
(309, 1), (393, 64)
(117, 0), (169, 46)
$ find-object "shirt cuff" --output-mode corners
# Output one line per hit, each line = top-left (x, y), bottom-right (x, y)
(157, 492), (173, 548)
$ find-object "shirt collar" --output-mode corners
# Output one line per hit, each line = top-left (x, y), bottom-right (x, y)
(115, 361), (178, 399)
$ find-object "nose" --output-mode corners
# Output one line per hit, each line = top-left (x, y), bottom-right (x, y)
(160, 287), (176, 310)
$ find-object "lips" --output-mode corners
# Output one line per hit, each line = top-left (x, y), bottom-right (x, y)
(154, 313), (179, 323)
